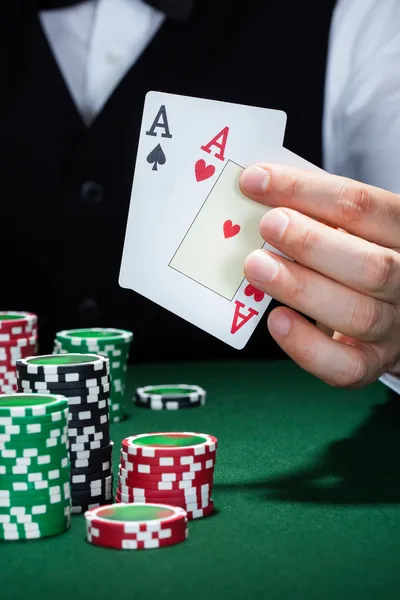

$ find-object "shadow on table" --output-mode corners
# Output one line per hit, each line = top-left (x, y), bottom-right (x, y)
(215, 392), (400, 505)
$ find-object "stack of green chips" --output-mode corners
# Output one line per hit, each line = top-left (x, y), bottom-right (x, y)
(0, 394), (71, 540)
(53, 328), (133, 423)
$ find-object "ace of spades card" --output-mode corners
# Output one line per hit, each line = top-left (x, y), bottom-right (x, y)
(119, 91), (319, 349)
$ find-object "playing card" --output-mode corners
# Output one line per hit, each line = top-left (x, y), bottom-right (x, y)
(119, 92), (321, 349)
(169, 159), (267, 300)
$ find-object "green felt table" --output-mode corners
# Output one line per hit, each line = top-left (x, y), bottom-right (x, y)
(2, 359), (400, 600)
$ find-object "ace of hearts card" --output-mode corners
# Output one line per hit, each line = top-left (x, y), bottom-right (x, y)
(119, 91), (317, 349)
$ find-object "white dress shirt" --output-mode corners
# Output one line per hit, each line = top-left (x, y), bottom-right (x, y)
(39, 0), (400, 393)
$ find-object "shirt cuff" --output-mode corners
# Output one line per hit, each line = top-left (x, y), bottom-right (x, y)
(379, 373), (400, 395)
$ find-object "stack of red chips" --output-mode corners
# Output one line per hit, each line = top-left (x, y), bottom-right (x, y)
(0, 313), (38, 394)
(116, 432), (217, 519)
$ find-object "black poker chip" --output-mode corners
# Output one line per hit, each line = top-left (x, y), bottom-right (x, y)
(68, 430), (109, 443)
(134, 395), (206, 410)
(68, 398), (109, 415)
(68, 414), (109, 430)
(18, 374), (110, 391)
(71, 460), (112, 475)
(17, 384), (111, 399)
(71, 474), (113, 491)
(71, 481), (113, 498)
(67, 420), (110, 437)
(69, 436), (111, 453)
(71, 468), (113, 485)
(71, 494), (113, 514)
(16, 354), (109, 374)
(66, 391), (110, 406)
(68, 403), (109, 420)
(69, 441), (113, 461)
(16, 364), (110, 383)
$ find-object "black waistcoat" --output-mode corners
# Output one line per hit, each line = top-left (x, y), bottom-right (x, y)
(1, 0), (336, 360)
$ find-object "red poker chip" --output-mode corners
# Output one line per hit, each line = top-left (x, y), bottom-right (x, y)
(185, 500), (214, 519)
(115, 491), (211, 505)
(0, 313), (37, 333)
(0, 360), (19, 369)
(116, 485), (210, 498)
(118, 468), (214, 487)
(85, 502), (187, 524)
(122, 433), (218, 459)
(87, 527), (188, 550)
(0, 348), (37, 363)
(119, 452), (217, 469)
(0, 329), (38, 342)
(0, 383), (18, 393)
(0, 372), (19, 381)
(117, 481), (211, 495)
(115, 497), (214, 519)
(119, 456), (216, 474)
(0, 375), (17, 384)
(86, 513), (188, 534)
(0, 335), (37, 348)
(115, 490), (211, 506)
(115, 489), (211, 502)
(86, 516), (187, 539)
(118, 472), (214, 488)
(85, 502), (189, 548)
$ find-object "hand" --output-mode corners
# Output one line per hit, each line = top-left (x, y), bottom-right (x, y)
(239, 164), (400, 388)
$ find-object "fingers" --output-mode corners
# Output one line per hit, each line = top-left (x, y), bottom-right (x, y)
(257, 207), (400, 304)
(244, 249), (397, 343)
(239, 164), (400, 249)
(267, 307), (391, 388)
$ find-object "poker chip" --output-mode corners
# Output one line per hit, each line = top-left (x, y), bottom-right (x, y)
(69, 442), (114, 507)
(119, 455), (215, 473)
(17, 354), (109, 377)
(71, 458), (112, 475)
(71, 490), (114, 514)
(85, 503), (188, 550)
(16, 355), (114, 511)
(122, 432), (218, 457)
(0, 393), (71, 539)
(116, 433), (217, 519)
(134, 384), (206, 411)
(0, 313), (38, 396)
(53, 328), (133, 423)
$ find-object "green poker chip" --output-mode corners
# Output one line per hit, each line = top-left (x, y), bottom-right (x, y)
(53, 327), (133, 422)
(0, 442), (69, 461)
(0, 432), (68, 450)
(0, 394), (68, 418)
(0, 471), (70, 492)
(0, 504), (70, 523)
(0, 421), (68, 437)
(55, 328), (133, 348)
(0, 409), (69, 427)
(0, 459), (69, 477)
(0, 483), (71, 506)
(0, 515), (71, 540)
(0, 498), (71, 515)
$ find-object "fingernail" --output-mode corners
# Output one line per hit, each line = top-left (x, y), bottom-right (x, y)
(240, 165), (270, 195)
(269, 312), (292, 337)
(246, 249), (279, 283)
(262, 209), (289, 240)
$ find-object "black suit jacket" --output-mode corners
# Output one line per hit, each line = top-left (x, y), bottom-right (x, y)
(0, 0), (336, 361)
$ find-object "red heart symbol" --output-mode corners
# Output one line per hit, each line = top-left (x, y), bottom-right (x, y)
(244, 284), (265, 302)
(223, 219), (240, 239)
(195, 159), (215, 182)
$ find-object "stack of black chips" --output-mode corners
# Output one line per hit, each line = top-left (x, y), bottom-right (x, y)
(16, 354), (114, 513)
